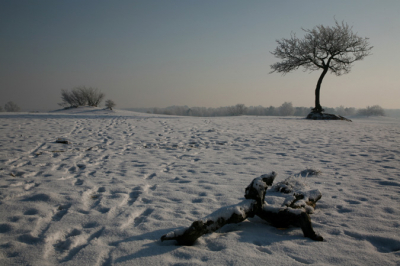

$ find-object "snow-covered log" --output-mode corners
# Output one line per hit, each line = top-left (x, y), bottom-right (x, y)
(161, 172), (277, 245)
(244, 172), (277, 206)
(161, 172), (323, 245)
(272, 176), (322, 213)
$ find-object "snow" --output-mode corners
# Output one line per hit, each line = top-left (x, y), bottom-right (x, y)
(0, 107), (399, 265)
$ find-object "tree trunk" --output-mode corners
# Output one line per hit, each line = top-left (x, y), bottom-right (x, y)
(314, 67), (329, 113)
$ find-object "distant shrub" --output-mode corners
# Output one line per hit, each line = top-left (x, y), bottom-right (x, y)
(59, 87), (105, 108)
(384, 109), (400, 118)
(83, 87), (105, 107)
(247, 106), (266, 116)
(60, 88), (85, 107)
(4, 101), (21, 112)
(266, 106), (278, 116)
(293, 107), (310, 116)
(228, 104), (247, 116)
(105, 99), (116, 110)
(336, 106), (356, 116)
(0, 106), (3, 112)
(163, 109), (173, 115)
(279, 102), (294, 116)
(357, 105), (385, 116)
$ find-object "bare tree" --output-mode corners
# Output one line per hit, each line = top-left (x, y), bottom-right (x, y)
(0, 106), (3, 112)
(270, 20), (373, 113)
(105, 99), (116, 110)
(4, 101), (21, 112)
(59, 87), (105, 107)
(60, 88), (86, 107)
(81, 87), (105, 107)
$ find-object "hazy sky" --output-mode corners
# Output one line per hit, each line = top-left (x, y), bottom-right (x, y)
(1, 0), (399, 111)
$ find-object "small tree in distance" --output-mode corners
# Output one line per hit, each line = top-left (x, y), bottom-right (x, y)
(59, 87), (105, 108)
(4, 101), (21, 112)
(270, 20), (373, 115)
(105, 99), (116, 110)
(82, 87), (105, 107)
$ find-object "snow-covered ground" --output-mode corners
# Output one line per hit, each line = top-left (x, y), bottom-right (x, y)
(0, 107), (399, 265)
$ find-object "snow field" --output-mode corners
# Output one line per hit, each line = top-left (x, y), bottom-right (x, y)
(0, 109), (399, 265)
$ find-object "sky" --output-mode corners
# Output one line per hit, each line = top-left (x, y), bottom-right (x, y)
(1, 0), (399, 111)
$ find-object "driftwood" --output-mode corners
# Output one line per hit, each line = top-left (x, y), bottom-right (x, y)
(161, 172), (323, 245)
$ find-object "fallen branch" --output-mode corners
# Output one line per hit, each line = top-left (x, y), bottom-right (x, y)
(161, 172), (323, 245)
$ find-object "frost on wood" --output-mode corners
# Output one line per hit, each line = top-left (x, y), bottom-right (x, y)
(161, 172), (323, 245)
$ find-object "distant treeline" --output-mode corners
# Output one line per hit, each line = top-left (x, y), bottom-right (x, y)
(0, 101), (21, 112)
(126, 103), (395, 117)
